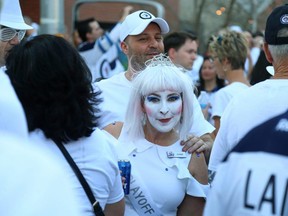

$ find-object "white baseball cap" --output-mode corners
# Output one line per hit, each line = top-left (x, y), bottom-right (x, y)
(0, 0), (32, 30)
(119, 10), (169, 42)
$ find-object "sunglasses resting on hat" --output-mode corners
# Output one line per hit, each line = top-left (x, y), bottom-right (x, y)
(0, 27), (26, 42)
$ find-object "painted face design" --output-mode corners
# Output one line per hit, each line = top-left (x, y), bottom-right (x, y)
(144, 90), (182, 133)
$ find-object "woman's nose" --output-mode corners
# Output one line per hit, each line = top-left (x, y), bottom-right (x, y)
(160, 103), (169, 115)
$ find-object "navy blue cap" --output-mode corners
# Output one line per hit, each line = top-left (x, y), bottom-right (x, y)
(265, 4), (288, 45)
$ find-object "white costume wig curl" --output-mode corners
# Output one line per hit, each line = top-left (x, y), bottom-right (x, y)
(123, 54), (195, 141)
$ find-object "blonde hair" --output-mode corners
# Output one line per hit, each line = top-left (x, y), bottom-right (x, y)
(209, 30), (248, 70)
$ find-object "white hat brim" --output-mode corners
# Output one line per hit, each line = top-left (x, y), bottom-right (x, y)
(0, 20), (33, 30)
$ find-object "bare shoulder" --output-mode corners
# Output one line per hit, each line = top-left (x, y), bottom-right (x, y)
(103, 122), (123, 139)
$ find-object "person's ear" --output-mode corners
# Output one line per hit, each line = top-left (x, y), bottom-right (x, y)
(263, 42), (273, 63)
(167, 48), (176, 60)
(86, 32), (92, 41)
(222, 57), (230, 65)
(121, 41), (129, 55)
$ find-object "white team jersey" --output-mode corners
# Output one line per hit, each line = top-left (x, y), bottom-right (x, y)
(205, 110), (288, 216)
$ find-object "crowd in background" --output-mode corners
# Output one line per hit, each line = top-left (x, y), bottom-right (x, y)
(1, 0), (287, 215)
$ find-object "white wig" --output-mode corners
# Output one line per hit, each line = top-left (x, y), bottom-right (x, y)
(123, 54), (195, 141)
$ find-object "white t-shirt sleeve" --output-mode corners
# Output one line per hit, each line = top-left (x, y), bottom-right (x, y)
(95, 82), (123, 129)
(211, 89), (230, 118)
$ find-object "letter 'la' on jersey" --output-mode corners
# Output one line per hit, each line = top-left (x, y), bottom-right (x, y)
(204, 109), (288, 216)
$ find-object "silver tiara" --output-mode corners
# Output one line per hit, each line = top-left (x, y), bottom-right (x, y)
(145, 53), (175, 67)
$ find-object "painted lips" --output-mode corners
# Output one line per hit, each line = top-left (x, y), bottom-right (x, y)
(159, 118), (172, 123)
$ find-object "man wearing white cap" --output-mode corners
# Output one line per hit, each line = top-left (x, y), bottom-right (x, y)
(208, 4), (288, 178)
(96, 10), (215, 160)
(0, 0), (32, 137)
(0, 0), (32, 66)
(77, 6), (133, 81)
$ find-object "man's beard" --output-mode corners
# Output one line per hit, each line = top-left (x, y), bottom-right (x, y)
(129, 54), (147, 73)
(129, 49), (163, 73)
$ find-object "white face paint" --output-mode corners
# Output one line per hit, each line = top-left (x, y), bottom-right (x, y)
(143, 90), (183, 133)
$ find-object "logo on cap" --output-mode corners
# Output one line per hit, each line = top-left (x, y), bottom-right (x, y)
(280, 14), (288, 24)
(139, 11), (152, 20)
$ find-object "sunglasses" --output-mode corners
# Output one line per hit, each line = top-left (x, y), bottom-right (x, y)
(0, 27), (26, 42)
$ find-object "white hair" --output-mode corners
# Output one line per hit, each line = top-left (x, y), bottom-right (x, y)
(123, 54), (195, 142)
(268, 28), (288, 60)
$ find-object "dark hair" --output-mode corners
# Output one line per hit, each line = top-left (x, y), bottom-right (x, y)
(77, 17), (95, 42)
(164, 31), (197, 53)
(5, 34), (102, 143)
(250, 50), (272, 85)
(197, 55), (225, 94)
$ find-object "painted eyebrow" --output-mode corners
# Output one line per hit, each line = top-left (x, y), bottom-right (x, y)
(147, 92), (180, 97)
(146, 93), (159, 97)
(168, 93), (181, 96)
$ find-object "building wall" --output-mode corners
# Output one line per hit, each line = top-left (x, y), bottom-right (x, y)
(20, 0), (40, 23)
(20, 0), (180, 36)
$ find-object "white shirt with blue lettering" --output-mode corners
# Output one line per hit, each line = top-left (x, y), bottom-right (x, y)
(205, 110), (288, 215)
(209, 79), (288, 172)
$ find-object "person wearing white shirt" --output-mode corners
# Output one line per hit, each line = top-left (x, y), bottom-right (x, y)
(96, 10), (215, 161)
(77, 6), (132, 81)
(118, 54), (208, 215)
(0, 0), (32, 137)
(205, 109), (288, 215)
(5, 34), (125, 215)
(208, 4), (288, 179)
(209, 30), (250, 136)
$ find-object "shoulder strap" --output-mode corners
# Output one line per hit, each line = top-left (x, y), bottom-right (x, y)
(53, 139), (105, 216)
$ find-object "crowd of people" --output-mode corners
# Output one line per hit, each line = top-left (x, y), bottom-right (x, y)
(1, 0), (288, 215)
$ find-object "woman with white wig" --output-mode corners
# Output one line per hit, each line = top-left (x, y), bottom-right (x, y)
(118, 54), (209, 215)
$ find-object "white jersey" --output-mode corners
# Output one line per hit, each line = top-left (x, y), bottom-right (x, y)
(78, 23), (124, 81)
(96, 72), (215, 137)
(204, 110), (288, 216)
(209, 79), (288, 172)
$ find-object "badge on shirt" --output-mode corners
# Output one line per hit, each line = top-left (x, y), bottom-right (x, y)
(166, 151), (187, 158)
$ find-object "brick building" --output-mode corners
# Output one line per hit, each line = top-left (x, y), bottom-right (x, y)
(20, 0), (180, 36)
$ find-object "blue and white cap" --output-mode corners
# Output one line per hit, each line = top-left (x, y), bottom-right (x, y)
(265, 4), (288, 45)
